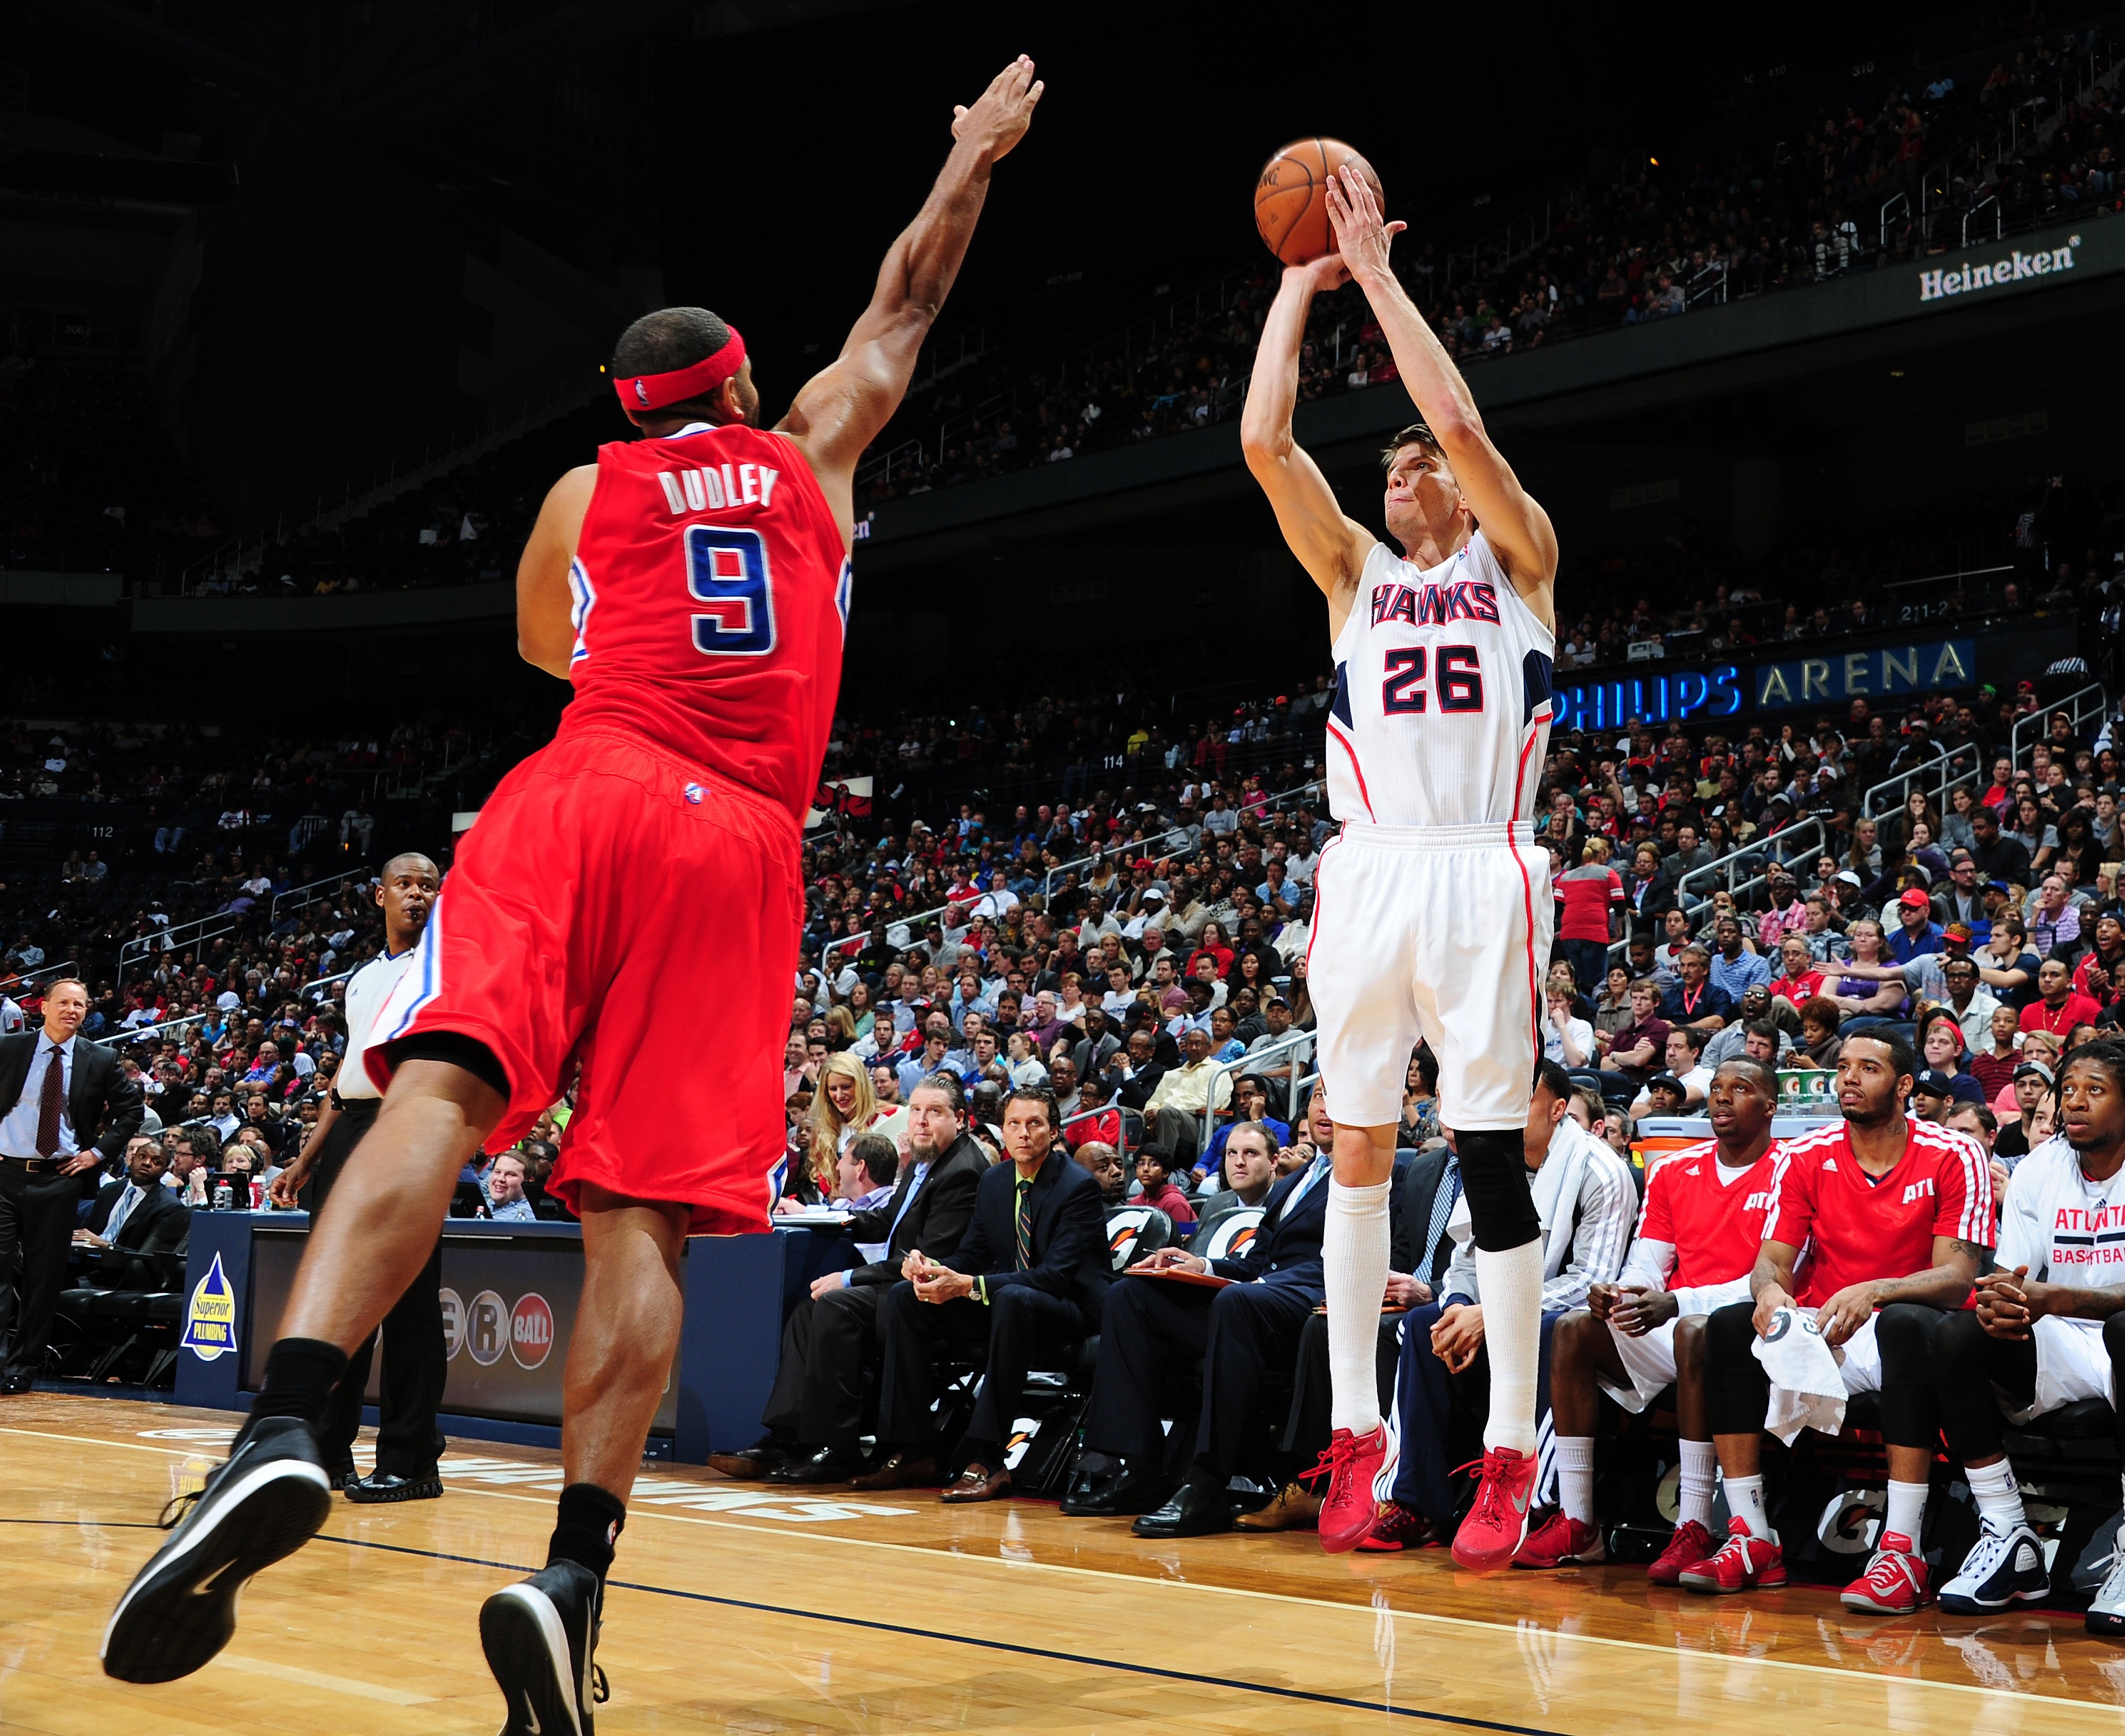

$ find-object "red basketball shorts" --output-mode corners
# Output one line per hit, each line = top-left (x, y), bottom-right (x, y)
(365, 725), (803, 1233)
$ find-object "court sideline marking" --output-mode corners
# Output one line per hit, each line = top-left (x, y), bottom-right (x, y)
(5, 1423), (2107, 1714)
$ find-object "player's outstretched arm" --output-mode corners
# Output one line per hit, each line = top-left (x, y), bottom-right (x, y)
(1323, 170), (1558, 622)
(1239, 259), (1376, 633)
(777, 55), (1044, 539)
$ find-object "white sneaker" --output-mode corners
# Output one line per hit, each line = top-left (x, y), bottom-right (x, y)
(2088, 1525), (2125, 1638)
(1938, 1519), (2049, 1614)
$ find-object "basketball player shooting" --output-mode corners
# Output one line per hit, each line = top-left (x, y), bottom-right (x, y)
(102, 55), (1045, 1732)
(1239, 168), (1558, 1568)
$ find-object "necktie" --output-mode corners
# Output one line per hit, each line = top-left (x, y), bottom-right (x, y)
(35, 1041), (65, 1158)
(1420, 1158), (1462, 1284)
(886, 1162), (929, 1245)
(1280, 1152), (1330, 1220)
(106, 1183), (141, 1243)
(1014, 1177), (1033, 1271)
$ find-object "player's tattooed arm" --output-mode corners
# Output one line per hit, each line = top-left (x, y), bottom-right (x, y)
(1867, 1233), (1987, 1310)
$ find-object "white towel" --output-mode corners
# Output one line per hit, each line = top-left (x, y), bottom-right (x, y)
(1752, 1306), (1848, 1444)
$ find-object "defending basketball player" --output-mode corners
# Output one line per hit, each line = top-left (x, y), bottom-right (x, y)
(1239, 166), (1559, 1567)
(103, 55), (1045, 1732)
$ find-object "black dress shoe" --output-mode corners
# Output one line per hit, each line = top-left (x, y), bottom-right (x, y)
(708, 1439), (790, 1480)
(1061, 1464), (1174, 1518)
(344, 1468), (443, 1504)
(765, 1446), (863, 1486)
(1132, 1477), (1235, 1538)
(323, 1459), (359, 1491)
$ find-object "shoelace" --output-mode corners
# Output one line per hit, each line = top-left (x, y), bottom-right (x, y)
(1450, 1448), (1519, 1527)
(1865, 1549), (1913, 1591)
(158, 1489), (203, 1530)
(1295, 1435), (1357, 1501)
(592, 1664), (610, 1705)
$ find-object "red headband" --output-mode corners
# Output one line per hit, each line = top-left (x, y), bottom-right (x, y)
(611, 327), (746, 412)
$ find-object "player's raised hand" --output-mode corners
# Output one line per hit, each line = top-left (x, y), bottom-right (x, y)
(1323, 168), (1404, 284)
(952, 54), (1044, 163)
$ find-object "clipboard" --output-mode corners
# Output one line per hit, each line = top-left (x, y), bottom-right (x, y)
(1127, 1267), (1234, 1289)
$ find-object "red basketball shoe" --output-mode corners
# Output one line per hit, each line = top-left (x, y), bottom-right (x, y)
(1451, 1447), (1538, 1573)
(1306, 1425), (1389, 1554)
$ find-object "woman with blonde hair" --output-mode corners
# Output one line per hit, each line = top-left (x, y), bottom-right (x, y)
(807, 1052), (902, 1194)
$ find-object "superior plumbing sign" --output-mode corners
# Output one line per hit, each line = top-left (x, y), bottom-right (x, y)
(1919, 235), (2081, 303)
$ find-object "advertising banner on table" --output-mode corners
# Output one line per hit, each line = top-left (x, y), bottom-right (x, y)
(244, 1229), (678, 1433)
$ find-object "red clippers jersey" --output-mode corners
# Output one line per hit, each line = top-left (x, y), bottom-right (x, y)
(1636, 1138), (1786, 1288)
(1761, 1119), (1993, 1309)
(562, 422), (850, 823)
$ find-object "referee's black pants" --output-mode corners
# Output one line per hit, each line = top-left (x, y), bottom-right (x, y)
(313, 1100), (448, 1477)
(0, 1159), (86, 1383)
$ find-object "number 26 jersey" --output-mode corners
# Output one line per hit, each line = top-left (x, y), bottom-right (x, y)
(563, 420), (851, 827)
(1324, 529), (1556, 830)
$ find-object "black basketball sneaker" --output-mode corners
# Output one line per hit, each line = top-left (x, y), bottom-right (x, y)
(480, 1560), (611, 1735)
(102, 1414), (335, 1682)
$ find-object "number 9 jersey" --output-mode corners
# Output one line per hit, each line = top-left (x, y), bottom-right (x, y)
(1325, 530), (1555, 830)
(564, 420), (851, 827)
(362, 420), (849, 1237)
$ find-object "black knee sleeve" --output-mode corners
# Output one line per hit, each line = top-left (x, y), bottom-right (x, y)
(1454, 1129), (1540, 1252)
(385, 1030), (511, 1101)
(1705, 1300), (1771, 1438)
(1933, 1307), (2031, 1463)
(1873, 1303), (1946, 1449)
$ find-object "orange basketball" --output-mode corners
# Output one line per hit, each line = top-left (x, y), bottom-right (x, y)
(1254, 137), (1383, 265)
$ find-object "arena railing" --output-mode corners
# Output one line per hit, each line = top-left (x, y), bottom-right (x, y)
(1604, 815), (1834, 970)
(1196, 1028), (1318, 1155)
(1858, 742), (1982, 822)
(2011, 681), (2109, 773)
(118, 911), (244, 977)
(1039, 776), (1327, 899)
(0, 957), (80, 998)
(90, 1011), (211, 1048)
(303, 968), (355, 1002)
(271, 866), (371, 925)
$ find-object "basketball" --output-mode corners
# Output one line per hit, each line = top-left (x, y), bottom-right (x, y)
(1253, 136), (1383, 265)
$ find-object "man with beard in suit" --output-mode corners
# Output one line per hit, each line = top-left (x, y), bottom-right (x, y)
(713, 1073), (987, 1484)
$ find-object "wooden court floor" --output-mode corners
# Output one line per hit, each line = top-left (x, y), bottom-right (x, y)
(5, 1398), (2125, 1734)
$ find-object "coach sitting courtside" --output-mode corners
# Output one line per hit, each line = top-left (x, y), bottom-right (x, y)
(713, 1074), (986, 1485)
(1059, 1112), (1333, 1536)
(860, 1086), (1110, 1502)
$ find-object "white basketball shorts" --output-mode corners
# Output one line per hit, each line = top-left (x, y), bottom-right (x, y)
(2012, 1314), (2116, 1422)
(1306, 818), (1551, 1131)
(1601, 1315), (1682, 1415)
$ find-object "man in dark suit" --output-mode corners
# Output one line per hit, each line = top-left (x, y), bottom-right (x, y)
(1061, 1117), (1333, 1535)
(712, 1075), (987, 1483)
(860, 1085), (1109, 1501)
(75, 1136), (189, 1266)
(0, 979), (144, 1390)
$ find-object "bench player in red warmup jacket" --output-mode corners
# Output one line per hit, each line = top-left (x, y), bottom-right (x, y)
(104, 57), (1046, 1734)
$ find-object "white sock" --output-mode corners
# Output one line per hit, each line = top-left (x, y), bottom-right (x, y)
(1885, 1479), (1928, 1547)
(1474, 1239), (1543, 1457)
(1725, 1473), (1773, 1540)
(1556, 1435), (1596, 1525)
(1966, 1459), (2026, 1534)
(1678, 1440), (1718, 1529)
(1325, 1179), (1391, 1433)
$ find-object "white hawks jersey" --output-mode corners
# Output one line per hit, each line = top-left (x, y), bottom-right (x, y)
(1995, 1134), (2125, 1288)
(1325, 529), (1555, 829)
